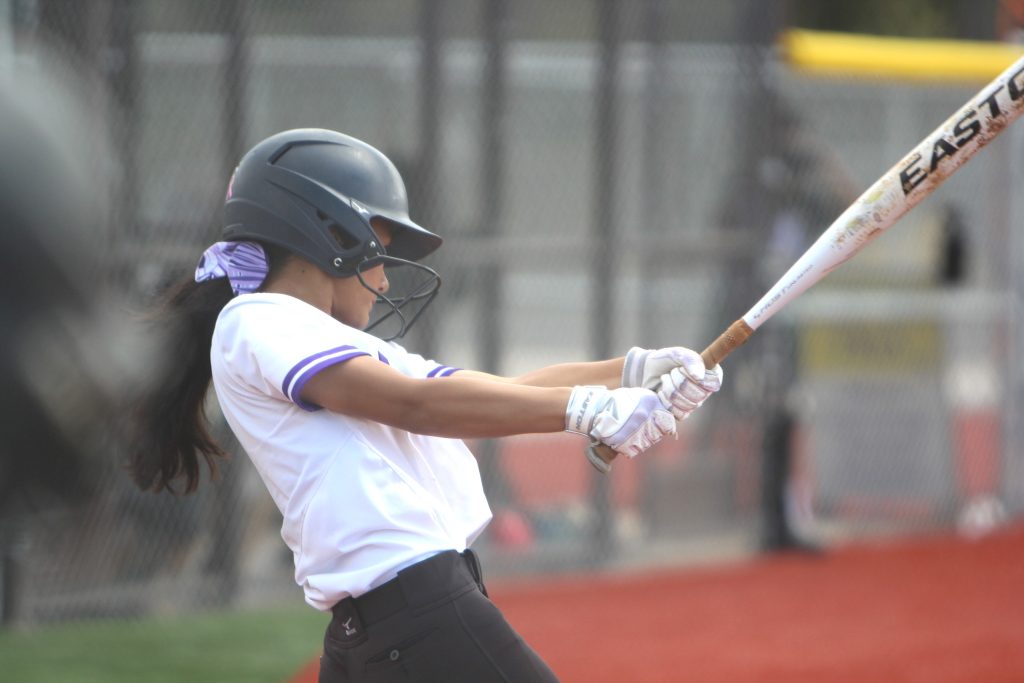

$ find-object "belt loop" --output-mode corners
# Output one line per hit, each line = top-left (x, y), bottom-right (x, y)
(463, 548), (488, 597)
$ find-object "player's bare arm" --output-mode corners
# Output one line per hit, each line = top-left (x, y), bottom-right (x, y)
(302, 355), (569, 438)
(456, 358), (625, 389)
(456, 347), (724, 425)
(302, 353), (675, 459)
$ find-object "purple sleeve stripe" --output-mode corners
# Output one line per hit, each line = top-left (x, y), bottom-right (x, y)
(378, 351), (390, 365)
(281, 345), (360, 397)
(426, 366), (460, 378)
(289, 350), (371, 411)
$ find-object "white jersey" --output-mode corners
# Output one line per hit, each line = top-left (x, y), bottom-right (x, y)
(209, 293), (492, 610)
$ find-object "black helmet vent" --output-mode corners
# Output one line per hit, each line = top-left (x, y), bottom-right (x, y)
(328, 223), (360, 252)
(313, 209), (358, 251)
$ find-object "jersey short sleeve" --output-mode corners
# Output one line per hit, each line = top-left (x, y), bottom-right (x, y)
(215, 294), (374, 411)
(381, 340), (461, 379)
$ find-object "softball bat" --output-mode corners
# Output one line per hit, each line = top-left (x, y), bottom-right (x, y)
(588, 53), (1024, 473)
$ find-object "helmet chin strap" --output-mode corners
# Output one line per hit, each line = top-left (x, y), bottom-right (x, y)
(356, 256), (441, 341)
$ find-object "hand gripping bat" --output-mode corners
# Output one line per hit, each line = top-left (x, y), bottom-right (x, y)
(587, 54), (1024, 474)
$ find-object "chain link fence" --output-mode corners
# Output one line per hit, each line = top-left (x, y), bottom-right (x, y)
(2, 0), (1021, 625)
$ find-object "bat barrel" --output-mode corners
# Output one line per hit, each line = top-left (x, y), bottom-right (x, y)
(742, 54), (1024, 332)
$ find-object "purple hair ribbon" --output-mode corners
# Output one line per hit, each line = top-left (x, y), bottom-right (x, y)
(194, 241), (269, 295)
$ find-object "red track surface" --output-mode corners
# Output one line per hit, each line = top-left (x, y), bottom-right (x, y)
(288, 524), (1024, 683)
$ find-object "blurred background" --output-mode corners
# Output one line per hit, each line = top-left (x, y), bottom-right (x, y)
(1, 0), (1022, 663)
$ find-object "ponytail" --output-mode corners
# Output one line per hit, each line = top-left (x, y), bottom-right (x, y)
(127, 276), (233, 494)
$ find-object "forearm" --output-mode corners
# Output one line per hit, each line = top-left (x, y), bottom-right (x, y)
(391, 375), (570, 439)
(302, 356), (680, 457)
(514, 358), (624, 388)
(304, 361), (573, 439)
(460, 357), (625, 389)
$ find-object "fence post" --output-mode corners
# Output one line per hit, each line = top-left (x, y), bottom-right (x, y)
(588, 0), (623, 566)
(415, 0), (444, 359)
(475, 0), (513, 516)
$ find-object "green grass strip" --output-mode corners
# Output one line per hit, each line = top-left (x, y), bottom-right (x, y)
(0, 606), (328, 683)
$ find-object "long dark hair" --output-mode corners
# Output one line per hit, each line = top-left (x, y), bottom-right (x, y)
(128, 243), (290, 494)
(127, 275), (234, 494)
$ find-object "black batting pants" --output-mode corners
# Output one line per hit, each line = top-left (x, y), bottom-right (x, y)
(318, 550), (559, 683)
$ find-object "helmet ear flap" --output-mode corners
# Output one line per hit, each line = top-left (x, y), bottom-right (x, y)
(256, 164), (384, 276)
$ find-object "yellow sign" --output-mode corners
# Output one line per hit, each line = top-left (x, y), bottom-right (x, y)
(801, 321), (941, 374)
(783, 29), (1024, 83)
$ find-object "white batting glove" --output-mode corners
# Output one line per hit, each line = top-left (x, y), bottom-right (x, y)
(622, 346), (724, 421)
(565, 386), (676, 458)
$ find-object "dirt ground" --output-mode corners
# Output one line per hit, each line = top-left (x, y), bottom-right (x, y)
(289, 523), (1024, 683)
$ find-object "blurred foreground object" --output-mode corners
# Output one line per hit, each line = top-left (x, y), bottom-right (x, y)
(0, 45), (129, 622)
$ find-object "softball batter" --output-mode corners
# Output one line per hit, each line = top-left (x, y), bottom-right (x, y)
(129, 128), (722, 682)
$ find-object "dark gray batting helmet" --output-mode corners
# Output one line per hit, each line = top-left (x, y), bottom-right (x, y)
(223, 128), (441, 339)
(224, 128), (441, 275)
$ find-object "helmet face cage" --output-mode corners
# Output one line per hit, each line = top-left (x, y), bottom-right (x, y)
(357, 255), (441, 341)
